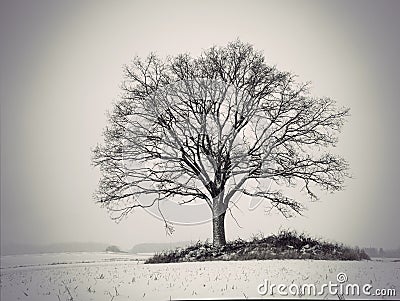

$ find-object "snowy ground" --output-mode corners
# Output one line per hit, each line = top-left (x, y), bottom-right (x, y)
(1, 253), (398, 300)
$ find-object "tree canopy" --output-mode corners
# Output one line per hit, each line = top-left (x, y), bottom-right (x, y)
(93, 40), (350, 246)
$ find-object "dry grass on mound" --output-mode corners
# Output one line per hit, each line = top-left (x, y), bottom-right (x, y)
(145, 230), (370, 264)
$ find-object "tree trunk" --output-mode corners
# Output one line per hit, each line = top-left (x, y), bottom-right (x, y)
(212, 211), (226, 247)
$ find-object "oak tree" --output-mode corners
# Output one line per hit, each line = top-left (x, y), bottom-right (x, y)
(93, 40), (349, 246)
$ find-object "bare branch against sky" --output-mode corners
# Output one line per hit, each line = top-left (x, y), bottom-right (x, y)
(1, 0), (400, 251)
(93, 41), (350, 246)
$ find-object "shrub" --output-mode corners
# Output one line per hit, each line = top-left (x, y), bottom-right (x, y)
(145, 230), (370, 264)
(105, 245), (122, 253)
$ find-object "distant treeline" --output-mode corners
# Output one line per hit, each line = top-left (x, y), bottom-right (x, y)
(363, 247), (400, 258)
(1, 242), (109, 255)
(130, 242), (192, 254)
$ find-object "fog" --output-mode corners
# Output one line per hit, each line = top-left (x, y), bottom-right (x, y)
(1, 0), (399, 252)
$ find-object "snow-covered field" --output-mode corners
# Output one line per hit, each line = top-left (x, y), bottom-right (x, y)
(1, 253), (398, 300)
(0, 252), (150, 270)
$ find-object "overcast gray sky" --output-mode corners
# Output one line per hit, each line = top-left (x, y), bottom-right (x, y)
(1, 0), (399, 251)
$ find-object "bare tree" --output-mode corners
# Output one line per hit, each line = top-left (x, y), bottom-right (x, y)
(93, 40), (349, 247)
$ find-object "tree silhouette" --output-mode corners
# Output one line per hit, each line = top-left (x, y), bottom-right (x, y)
(93, 40), (349, 246)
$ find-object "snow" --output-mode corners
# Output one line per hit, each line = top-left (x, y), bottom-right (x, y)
(1, 253), (398, 300)
(0, 252), (148, 269)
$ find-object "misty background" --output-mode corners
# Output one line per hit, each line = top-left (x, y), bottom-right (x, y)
(1, 0), (399, 254)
